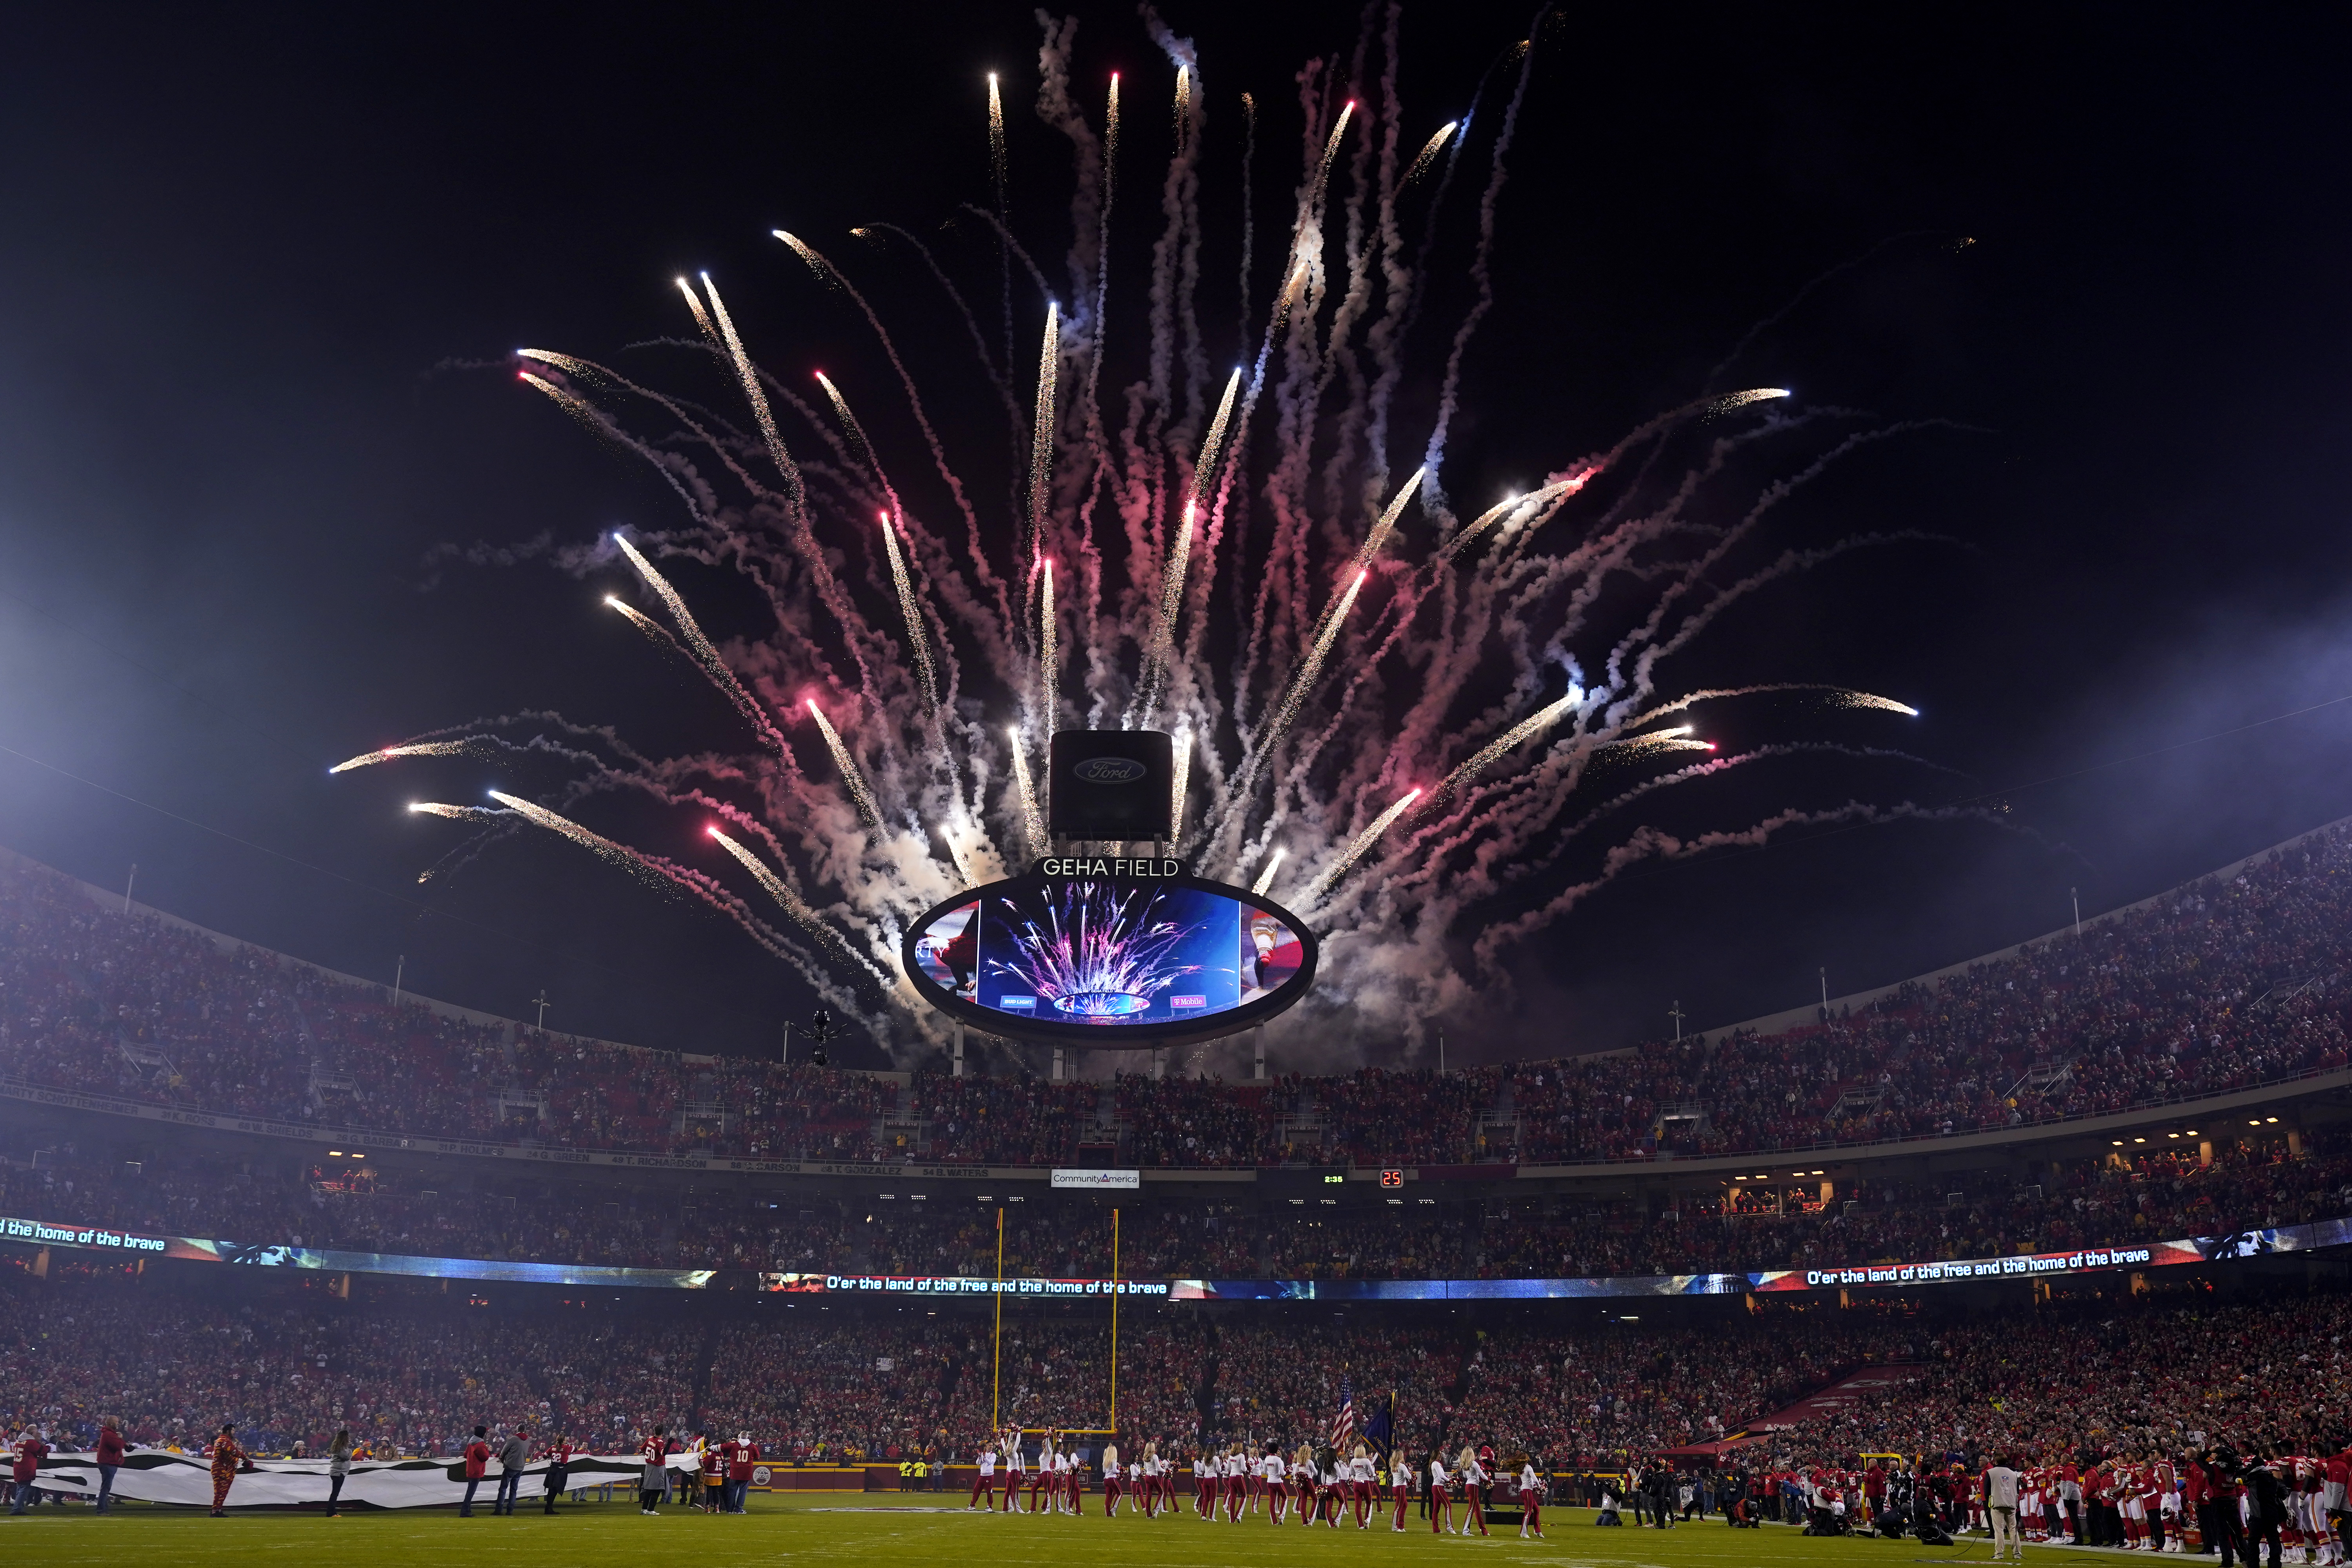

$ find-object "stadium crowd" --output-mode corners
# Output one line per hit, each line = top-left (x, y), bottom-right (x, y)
(0, 830), (2349, 1172)
(2, 1132), (2343, 1283)
(7, 1272), (2350, 1489)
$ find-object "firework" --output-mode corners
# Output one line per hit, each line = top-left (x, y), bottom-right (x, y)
(330, 740), (479, 773)
(804, 699), (880, 830)
(406, 801), (503, 821)
(610, 533), (786, 754)
(1007, 727), (1044, 858)
(486, 790), (671, 893)
(1039, 557), (1058, 744)
(1168, 726), (1192, 853)
(1300, 788), (1423, 906)
(358, 21), (1967, 1057)
(705, 824), (860, 961)
(1402, 121), (1458, 186)
(1251, 569), (1370, 790)
(875, 511), (937, 712)
(603, 594), (682, 653)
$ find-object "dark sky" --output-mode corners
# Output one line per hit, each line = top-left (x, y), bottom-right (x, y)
(0, 3), (2347, 1070)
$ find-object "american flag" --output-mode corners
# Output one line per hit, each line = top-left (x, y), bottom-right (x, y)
(1329, 1374), (1356, 1447)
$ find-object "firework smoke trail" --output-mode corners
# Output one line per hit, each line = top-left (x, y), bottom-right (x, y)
(610, 534), (789, 756)
(1300, 788), (1422, 905)
(672, 277), (722, 353)
(330, 740), (481, 773)
(1402, 120), (1457, 186)
(1168, 725), (1191, 852)
(1625, 683), (1920, 728)
(1348, 465), (1426, 573)
(1144, 367), (1241, 699)
(1437, 474), (1581, 561)
(875, 512), (938, 712)
(1243, 568), (1369, 802)
(706, 824), (866, 965)
(487, 790), (672, 893)
(987, 71), (1011, 373)
(1250, 847), (1286, 898)
(1429, 688), (1582, 800)
(1025, 302), (1059, 619)
(694, 273), (796, 490)
(604, 594), (685, 655)
(803, 699), (879, 830)
(1039, 557), (1059, 744)
(406, 801), (504, 821)
(1007, 727), (1044, 857)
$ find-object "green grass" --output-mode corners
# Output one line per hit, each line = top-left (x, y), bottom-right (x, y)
(0, 1495), (2064, 1568)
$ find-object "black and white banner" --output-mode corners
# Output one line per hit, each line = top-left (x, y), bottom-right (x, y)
(29, 1449), (707, 1509)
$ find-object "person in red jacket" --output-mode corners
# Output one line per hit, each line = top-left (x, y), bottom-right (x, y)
(10, 1424), (51, 1515)
(94, 1417), (127, 1514)
(725, 1431), (761, 1515)
(460, 1424), (492, 1517)
(207, 1424), (245, 1516)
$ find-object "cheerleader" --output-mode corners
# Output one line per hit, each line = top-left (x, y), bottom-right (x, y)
(1002, 1431), (1025, 1513)
(1391, 1453), (1414, 1533)
(1139, 1441), (1161, 1518)
(1031, 1435), (1055, 1515)
(1519, 1459), (1547, 1540)
(1429, 1450), (1454, 1535)
(1351, 1443), (1376, 1528)
(1226, 1446), (1247, 1522)
(1063, 1446), (1082, 1516)
(1263, 1447), (1289, 1524)
(1318, 1448), (1345, 1529)
(1103, 1441), (1123, 1516)
(1456, 1447), (1491, 1537)
(969, 1438), (998, 1511)
(1295, 1445), (1319, 1528)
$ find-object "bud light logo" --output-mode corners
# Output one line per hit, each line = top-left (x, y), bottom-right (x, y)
(1074, 756), (1147, 784)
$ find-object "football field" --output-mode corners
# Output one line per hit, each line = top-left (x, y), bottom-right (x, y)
(0, 1496), (2071, 1568)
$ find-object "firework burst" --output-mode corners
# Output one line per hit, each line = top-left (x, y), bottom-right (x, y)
(356, 15), (1967, 1058)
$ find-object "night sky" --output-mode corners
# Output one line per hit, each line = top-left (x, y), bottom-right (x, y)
(0, 4), (2347, 1071)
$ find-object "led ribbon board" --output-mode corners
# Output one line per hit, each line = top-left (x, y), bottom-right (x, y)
(902, 865), (1317, 1047)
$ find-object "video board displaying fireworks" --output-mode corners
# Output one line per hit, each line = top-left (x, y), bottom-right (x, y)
(906, 873), (1312, 1044)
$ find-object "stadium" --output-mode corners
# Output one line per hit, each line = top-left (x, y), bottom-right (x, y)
(5, 4), (2352, 1568)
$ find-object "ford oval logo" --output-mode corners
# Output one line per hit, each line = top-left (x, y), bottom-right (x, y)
(1074, 756), (1147, 784)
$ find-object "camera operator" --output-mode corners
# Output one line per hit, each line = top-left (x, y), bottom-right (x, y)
(2247, 1451), (2290, 1568)
(2205, 1448), (2253, 1568)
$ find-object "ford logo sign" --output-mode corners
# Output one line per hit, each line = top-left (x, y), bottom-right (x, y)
(1074, 757), (1147, 784)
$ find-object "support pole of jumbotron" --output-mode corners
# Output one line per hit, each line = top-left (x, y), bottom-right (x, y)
(1108, 1207), (1120, 1431)
(991, 1206), (1004, 1432)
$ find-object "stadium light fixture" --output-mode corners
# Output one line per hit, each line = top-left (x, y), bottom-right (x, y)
(2112, 1140), (2124, 1146)
(2184, 1128), (2197, 1135)
(2250, 1119), (2263, 1127)
(2265, 1115), (2279, 1124)
(2133, 1136), (2146, 1143)
(328, 1150), (343, 1156)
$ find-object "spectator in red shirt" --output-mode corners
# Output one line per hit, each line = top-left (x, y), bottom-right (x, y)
(10, 1424), (50, 1515)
